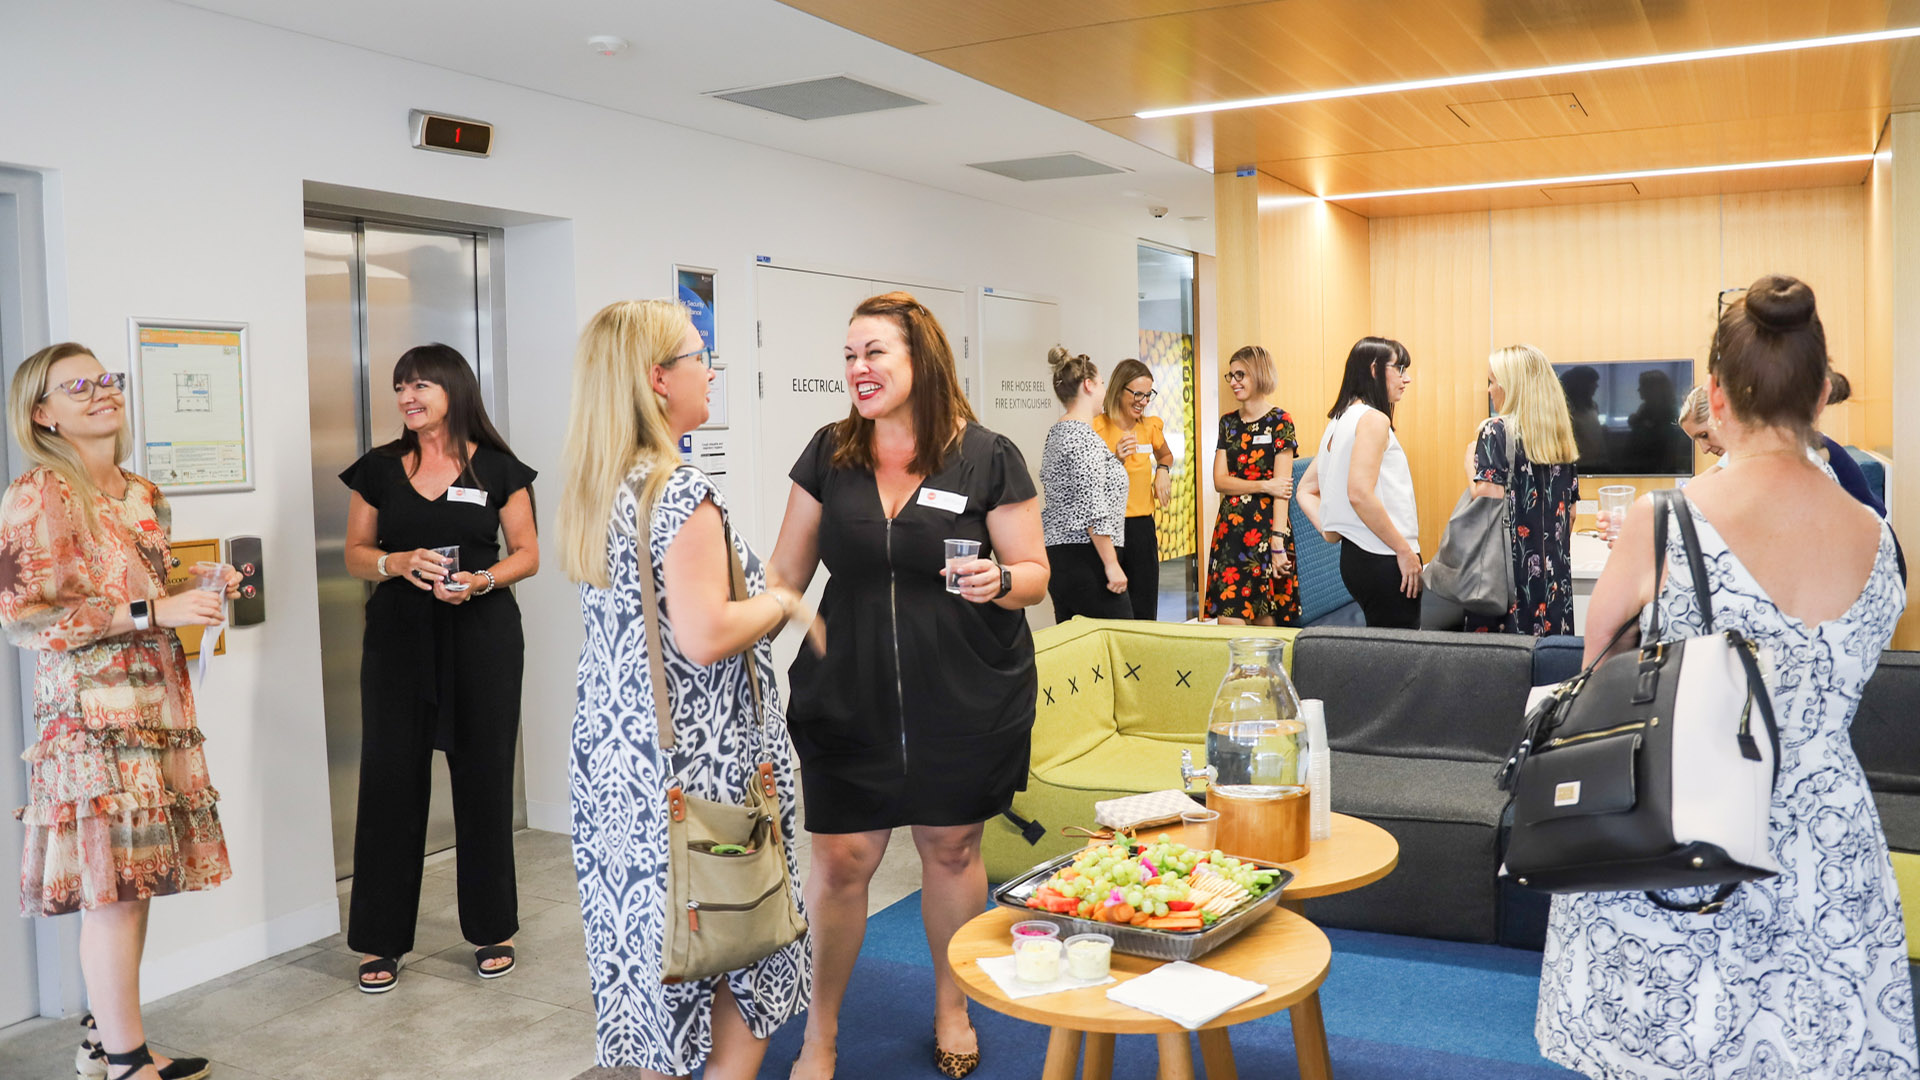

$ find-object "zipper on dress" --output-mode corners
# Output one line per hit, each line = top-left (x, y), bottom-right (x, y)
(886, 516), (908, 774)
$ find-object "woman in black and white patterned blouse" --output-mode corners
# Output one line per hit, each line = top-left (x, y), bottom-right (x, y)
(1039, 347), (1131, 621)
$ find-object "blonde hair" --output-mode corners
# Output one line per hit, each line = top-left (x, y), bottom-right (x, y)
(1488, 345), (1578, 465)
(1103, 358), (1152, 423)
(8, 343), (133, 538)
(1047, 345), (1098, 406)
(1678, 384), (1710, 425)
(557, 300), (696, 588)
(1229, 345), (1276, 396)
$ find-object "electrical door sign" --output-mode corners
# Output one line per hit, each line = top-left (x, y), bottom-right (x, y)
(128, 318), (255, 494)
(409, 110), (493, 157)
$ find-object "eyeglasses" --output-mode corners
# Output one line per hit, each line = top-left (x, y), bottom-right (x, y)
(1390, 361), (1412, 374)
(1225, 371), (1249, 383)
(1124, 388), (1158, 404)
(41, 372), (128, 401)
(668, 347), (714, 370)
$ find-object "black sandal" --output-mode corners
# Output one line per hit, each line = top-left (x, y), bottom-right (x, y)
(157, 1052), (212, 1080)
(357, 955), (401, 993)
(474, 944), (515, 979)
(78, 1012), (105, 1079)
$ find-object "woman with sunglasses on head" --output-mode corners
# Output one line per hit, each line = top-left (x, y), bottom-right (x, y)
(1090, 358), (1175, 620)
(1296, 337), (1420, 628)
(1203, 346), (1300, 626)
(338, 343), (538, 993)
(1, 343), (236, 1080)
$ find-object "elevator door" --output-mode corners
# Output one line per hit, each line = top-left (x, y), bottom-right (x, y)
(305, 216), (514, 879)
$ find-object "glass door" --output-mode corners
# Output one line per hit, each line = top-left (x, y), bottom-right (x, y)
(1138, 243), (1200, 620)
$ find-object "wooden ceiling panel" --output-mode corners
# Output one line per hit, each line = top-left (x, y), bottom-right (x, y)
(1335, 161), (1868, 217)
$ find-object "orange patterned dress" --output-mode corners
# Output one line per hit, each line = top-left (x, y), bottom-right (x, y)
(0, 466), (229, 915)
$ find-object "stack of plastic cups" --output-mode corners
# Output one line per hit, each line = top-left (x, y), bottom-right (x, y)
(1302, 698), (1331, 841)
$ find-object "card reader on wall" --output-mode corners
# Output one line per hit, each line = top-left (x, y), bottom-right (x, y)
(227, 536), (265, 626)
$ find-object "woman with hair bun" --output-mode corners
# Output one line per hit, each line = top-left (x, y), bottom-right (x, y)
(1038, 347), (1131, 621)
(1538, 274), (1914, 1080)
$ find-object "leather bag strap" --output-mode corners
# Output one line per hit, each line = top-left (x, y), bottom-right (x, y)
(1657, 489), (1718, 634)
(636, 467), (764, 755)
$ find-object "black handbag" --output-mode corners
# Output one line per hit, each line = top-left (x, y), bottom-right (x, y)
(1496, 490), (1782, 915)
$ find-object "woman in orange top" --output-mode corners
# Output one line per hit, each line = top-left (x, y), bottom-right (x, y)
(1, 342), (236, 1080)
(1089, 359), (1175, 620)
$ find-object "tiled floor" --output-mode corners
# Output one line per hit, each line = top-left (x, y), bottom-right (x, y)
(0, 826), (928, 1080)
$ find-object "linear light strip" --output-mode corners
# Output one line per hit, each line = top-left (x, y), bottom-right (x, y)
(1136, 27), (1920, 119)
(1322, 154), (1877, 201)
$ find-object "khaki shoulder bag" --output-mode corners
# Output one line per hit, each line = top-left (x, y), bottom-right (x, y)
(636, 470), (808, 983)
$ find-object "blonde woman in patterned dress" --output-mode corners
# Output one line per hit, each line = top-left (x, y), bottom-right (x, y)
(0, 343), (236, 1080)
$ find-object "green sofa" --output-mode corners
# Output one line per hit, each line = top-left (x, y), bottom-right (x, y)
(981, 618), (1298, 882)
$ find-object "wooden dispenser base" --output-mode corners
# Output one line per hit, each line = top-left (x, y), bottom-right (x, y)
(1210, 786), (1310, 863)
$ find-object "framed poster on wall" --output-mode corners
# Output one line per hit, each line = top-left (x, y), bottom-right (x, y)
(675, 264), (717, 359)
(127, 318), (255, 494)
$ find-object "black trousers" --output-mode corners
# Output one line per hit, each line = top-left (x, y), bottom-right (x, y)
(1121, 515), (1160, 620)
(348, 588), (524, 958)
(1046, 542), (1133, 622)
(1338, 542), (1422, 630)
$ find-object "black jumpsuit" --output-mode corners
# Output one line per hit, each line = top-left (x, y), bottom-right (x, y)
(786, 422), (1039, 834)
(340, 445), (535, 958)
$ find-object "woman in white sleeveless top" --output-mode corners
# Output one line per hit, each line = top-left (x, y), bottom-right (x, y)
(1540, 275), (1912, 1079)
(1297, 337), (1421, 628)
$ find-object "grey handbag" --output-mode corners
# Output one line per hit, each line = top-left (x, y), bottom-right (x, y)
(1422, 488), (1514, 618)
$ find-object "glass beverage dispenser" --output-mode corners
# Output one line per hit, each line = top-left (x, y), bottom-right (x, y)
(1181, 638), (1311, 862)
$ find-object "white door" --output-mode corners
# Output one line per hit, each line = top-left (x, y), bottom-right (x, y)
(978, 292), (1062, 628)
(751, 268), (967, 699)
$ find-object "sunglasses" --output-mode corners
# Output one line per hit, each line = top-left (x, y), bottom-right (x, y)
(42, 372), (129, 401)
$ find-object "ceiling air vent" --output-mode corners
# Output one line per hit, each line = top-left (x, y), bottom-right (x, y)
(708, 76), (926, 120)
(966, 153), (1129, 182)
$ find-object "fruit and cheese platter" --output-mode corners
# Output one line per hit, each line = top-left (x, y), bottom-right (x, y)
(992, 835), (1293, 961)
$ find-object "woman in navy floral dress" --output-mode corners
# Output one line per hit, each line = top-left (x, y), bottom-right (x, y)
(1205, 346), (1300, 625)
(1464, 345), (1578, 635)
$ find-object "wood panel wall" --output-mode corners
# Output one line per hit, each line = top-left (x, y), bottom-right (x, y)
(1370, 185), (1875, 558)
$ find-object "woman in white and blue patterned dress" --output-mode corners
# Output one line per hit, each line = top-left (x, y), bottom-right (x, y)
(1542, 275), (1915, 1079)
(558, 299), (811, 1078)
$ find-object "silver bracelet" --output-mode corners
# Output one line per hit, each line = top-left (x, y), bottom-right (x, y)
(376, 553), (391, 577)
(474, 569), (497, 595)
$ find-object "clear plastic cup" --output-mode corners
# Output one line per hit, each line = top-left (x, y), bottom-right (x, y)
(1013, 936), (1062, 983)
(1009, 919), (1060, 949)
(1597, 485), (1635, 535)
(1064, 933), (1114, 980)
(433, 545), (467, 591)
(190, 561), (228, 593)
(1181, 807), (1221, 850)
(944, 538), (982, 595)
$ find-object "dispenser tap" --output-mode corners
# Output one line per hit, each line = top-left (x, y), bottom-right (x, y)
(1180, 748), (1215, 791)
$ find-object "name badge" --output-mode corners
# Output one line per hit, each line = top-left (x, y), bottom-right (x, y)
(138, 519), (160, 533)
(447, 486), (488, 507)
(1134, 443), (1155, 457)
(1253, 434), (1273, 446)
(917, 487), (967, 514)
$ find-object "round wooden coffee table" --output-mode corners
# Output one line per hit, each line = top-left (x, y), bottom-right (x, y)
(949, 905), (1332, 1080)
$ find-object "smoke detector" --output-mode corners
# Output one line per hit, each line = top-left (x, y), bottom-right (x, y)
(587, 35), (630, 57)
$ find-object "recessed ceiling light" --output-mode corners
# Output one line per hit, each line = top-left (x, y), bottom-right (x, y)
(1321, 153), (1876, 201)
(1136, 26), (1920, 119)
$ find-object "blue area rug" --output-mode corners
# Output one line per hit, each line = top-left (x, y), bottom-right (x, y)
(758, 891), (1581, 1078)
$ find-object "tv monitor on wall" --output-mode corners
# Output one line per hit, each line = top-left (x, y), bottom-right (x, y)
(1551, 359), (1696, 477)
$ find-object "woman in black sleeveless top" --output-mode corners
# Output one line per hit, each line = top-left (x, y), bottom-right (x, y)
(338, 344), (538, 993)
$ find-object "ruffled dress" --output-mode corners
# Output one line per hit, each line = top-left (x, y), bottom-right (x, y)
(0, 467), (228, 915)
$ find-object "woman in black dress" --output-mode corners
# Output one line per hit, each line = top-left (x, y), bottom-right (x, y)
(340, 344), (539, 993)
(771, 293), (1048, 1080)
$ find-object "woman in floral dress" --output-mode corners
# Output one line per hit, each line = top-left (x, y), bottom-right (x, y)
(1, 342), (235, 1080)
(1205, 345), (1300, 625)
(1463, 345), (1579, 636)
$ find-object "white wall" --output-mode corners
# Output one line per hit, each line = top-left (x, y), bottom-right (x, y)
(1, 0), (1149, 999)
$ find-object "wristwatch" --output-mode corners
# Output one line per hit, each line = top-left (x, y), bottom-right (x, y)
(995, 565), (1013, 599)
(130, 599), (151, 631)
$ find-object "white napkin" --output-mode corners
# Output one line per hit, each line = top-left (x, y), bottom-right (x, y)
(1301, 698), (1330, 841)
(975, 953), (1116, 1000)
(1105, 960), (1267, 1029)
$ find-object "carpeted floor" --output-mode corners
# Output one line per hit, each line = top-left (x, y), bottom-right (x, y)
(751, 891), (1581, 1079)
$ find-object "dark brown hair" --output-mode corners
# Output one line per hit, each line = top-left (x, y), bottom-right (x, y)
(1709, 275), (1828, 443)
(832, 292), (977, 476)
(1047, 345), (1098, 406)
(1826, 368), (1851, 406)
